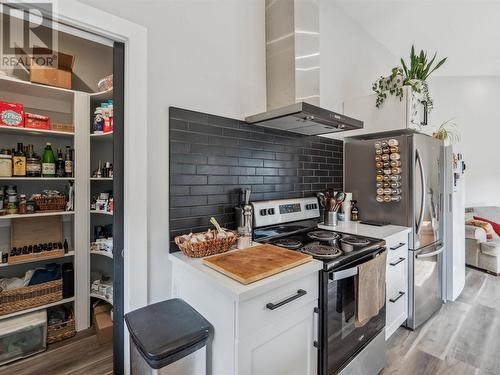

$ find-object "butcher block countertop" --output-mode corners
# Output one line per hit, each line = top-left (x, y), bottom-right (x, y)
(169, 244), (323, 302)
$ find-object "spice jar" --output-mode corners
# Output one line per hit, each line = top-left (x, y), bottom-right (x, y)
(26, 200), (36, 214)
(18, 194), (27, 215)
(0, 154), (12, 177)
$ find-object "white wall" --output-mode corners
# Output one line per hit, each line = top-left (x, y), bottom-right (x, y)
(319, 0), (396, 112)
(429, 76), (500, 208)
(78, 0), (266, 303)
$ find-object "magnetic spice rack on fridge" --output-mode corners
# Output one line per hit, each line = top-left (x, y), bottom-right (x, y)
(374, 139), (402, 203)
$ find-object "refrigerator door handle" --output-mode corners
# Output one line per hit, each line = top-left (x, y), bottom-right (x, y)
(416, 244), (444, 259)
(416, 149), (426, 235)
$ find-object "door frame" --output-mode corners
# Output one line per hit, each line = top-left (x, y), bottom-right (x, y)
(28, 1), (149, 373)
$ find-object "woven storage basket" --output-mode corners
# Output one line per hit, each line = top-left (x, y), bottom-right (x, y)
(34, 196), (66, 211)
(175, 230), (238, 258)
(47, 311), (76, 344)
(0, 279), (63, 316)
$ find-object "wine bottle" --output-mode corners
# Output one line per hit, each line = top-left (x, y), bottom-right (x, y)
(42, 142), (56, 177)
(64, 146), (74, 177)
(56, 148), (65, 177)
(12, 142), (26, 177)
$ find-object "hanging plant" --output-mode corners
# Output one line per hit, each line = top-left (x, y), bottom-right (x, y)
(433, 119), (460, 145)
(373, 45), (447, 110)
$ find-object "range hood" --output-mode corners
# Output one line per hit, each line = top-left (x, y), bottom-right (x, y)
(245, 0), (363, 136)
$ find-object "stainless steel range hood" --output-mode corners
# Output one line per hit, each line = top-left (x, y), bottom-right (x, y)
(245, 0), (363, 135)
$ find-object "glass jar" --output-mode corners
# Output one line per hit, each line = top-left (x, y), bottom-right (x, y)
(26, 156), (42, 177)
(26, 200), (36, 214)
(18, 194), (27, 214)
(0, 154), (12, 177)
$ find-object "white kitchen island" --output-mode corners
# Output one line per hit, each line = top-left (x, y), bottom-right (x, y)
(319, 221), (411, 339)
(169, 250), (323, 375)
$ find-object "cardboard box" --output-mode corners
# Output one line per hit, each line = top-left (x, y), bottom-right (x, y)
(24, 113), (50, 130)
(0, 101), (24, 127)
(29, 48), (74, 89)
(93, 302), (112, 317)
(95, 311), (113, 344)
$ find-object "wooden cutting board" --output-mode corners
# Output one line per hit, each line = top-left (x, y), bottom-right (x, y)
(202, 244), (312, 284)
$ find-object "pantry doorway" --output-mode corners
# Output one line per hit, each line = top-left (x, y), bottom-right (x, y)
(0, 2), (148, 374)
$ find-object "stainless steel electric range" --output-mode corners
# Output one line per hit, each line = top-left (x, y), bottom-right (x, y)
(252, 197), (387, 375)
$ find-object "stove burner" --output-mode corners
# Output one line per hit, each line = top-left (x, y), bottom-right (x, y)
(273, 225), (308, 234)
(340, 236), (370, 246)
(301, 244), (343, 259)
(307, 231), (340, 241)
(274, 238), (303, 250)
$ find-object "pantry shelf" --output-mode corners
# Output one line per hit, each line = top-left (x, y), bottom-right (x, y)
(90, 131), (113, 139)
(89, 88), (113, 102)
(90, 293), (113, 305)
(90, 177), (113, 181)
(90, 250), (113, 259)
(0, 297), (75, 321)
(0, 177), (75, 181)
(0, 251), (75, 268)
(0, 211), (74, 220)
(0, 126), (74, 138)
(90, 210), (113, 216)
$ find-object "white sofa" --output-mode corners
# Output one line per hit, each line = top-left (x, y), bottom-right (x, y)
(465, 206), (500, 275)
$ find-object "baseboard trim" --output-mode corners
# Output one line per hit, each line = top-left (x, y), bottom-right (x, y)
(466, 264), (500, 276)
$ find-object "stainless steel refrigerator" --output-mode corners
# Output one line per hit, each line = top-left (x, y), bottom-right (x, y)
(344, 130), (444, 330)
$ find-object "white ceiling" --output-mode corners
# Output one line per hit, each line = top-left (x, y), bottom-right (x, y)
(333, 0), (500, 76)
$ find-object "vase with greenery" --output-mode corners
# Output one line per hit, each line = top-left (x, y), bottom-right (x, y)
(373, 45), (447, 112)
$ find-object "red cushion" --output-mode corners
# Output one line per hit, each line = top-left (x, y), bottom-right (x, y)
(474, 216), (500, 236)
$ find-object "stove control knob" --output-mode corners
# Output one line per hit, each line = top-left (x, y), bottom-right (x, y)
(267, 208), (275, 215)
(306, 204), (312, 210)
(260, 209), (267, 216)
(313, 204), (318, 209)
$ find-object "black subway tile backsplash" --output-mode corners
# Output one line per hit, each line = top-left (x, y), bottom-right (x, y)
(169, 107), (343, 251)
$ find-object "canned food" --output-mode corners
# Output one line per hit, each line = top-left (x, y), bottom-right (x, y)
(390, 153), (401, 161)
(391, 167), (402, 174)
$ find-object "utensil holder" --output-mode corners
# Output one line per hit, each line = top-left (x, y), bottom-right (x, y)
(326, 211), (338, 227)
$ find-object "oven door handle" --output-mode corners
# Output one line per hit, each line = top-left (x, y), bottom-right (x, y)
(332, 266), (358, 281)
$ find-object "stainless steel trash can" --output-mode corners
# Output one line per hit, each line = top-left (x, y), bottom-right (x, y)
(125, 298), (211, 375)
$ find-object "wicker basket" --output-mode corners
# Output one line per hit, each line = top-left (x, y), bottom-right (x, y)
(175, 230), (238, 258)
(47, 312), (76, 344)
(0, 279), (63, 316)
(33, 196), (66, 212)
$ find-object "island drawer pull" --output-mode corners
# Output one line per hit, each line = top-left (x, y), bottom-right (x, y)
(389, 257), (405, 266)
(389, 291), (405, 303)
(266, 289), (307, 310)
(390, 242), (406, 250)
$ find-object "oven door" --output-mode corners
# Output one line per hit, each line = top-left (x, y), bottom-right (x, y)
(319, 248), (386, 375)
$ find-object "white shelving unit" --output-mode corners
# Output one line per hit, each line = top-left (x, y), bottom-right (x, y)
(89, 87), (114, 317)
(0, 251), (75, 268)
(0, 297), (76, 321)
(0, 211), (75, 220)
(0, 76), (89, 332)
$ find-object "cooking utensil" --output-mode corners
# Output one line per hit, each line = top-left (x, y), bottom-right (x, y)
(316, 192), (325, 209)
(332, 192), (346, 212)
(329, 197), (336, 212)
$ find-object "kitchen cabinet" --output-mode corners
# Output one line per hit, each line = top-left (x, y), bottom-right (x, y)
(385, 232), (409, 339)
(327, 86), (428, 140)
(169, 252), (322, 375)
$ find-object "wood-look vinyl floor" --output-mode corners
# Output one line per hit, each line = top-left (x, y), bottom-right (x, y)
(383, 267), (500, 375)
(0, 329), (112, 375)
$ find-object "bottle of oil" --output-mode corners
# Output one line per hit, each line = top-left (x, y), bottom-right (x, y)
(12, 143), (26, 177)
(350, 200), (359, 222)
